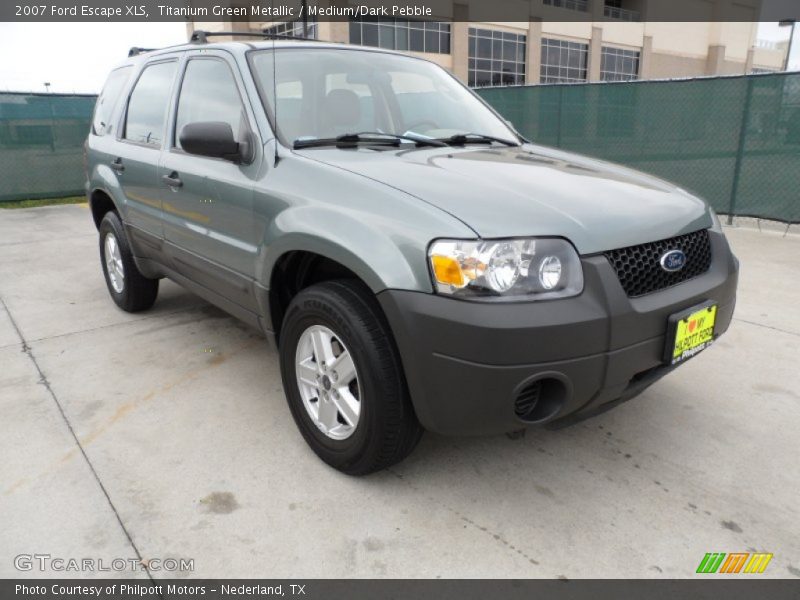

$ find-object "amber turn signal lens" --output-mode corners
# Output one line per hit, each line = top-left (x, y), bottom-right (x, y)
(431, 255), (464, 287)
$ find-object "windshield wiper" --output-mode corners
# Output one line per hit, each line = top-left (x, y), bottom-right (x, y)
(439, 133), (520, 147)
(397, 132), (448, 147)
(293, 133), (399, 150)
(293, 132), (445, 150)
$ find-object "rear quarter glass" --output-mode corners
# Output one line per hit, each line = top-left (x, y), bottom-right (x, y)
(92, 66), (133, 136)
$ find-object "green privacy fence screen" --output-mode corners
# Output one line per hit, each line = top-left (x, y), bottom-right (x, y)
(477, 72), (800, 224)
(0, 92), (96, 202)
(2, 77), (800, 223)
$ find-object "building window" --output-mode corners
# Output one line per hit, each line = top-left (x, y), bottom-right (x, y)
(600, 47), (640, 81)
(468, 28), (527, 88)
(349, 18), (451, 54)
(263, 19), (318, 39)
(751, 67), (777, 74)
(543, 0), (589, 12)
(540, 38), (588, 84)
(604, 0), (640, 21)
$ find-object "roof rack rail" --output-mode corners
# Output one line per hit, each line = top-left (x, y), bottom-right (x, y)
(128, 47), (157, 57)
(261, 32), (325, 42)
(190, 29), (323, 44)
(190, 30), (266, 43)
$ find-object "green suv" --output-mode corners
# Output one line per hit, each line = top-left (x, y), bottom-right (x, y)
(86, 37), (738, 474)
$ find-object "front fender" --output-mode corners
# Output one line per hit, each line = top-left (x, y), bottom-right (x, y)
(257, 205), (432, 294)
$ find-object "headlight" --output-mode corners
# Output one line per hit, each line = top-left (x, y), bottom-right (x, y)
(428, 238), (584, 300)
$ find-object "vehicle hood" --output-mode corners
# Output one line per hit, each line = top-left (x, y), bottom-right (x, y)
(295, 144), (713, 255)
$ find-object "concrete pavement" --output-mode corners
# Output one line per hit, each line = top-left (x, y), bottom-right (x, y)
(1, 204), (798, 579)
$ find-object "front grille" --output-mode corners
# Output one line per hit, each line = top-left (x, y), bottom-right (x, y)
(604, 229), (712, 298)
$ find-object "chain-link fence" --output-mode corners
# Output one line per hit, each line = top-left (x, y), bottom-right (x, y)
(477, 72), (800, 224)
(3, 76), (800, 223)
(0, 92), (96, 202)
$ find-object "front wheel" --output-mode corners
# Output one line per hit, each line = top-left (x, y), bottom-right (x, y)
(279, 280), (423, 475)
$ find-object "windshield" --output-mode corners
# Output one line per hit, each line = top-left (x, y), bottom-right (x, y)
(249, 48), (518, 146)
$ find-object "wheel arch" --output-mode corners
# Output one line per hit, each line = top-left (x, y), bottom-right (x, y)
(89, 187), (121, 230)
(258, 206), (433, 339)
(265, 244), (388, 343)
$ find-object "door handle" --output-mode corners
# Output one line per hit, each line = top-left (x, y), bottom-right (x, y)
(110, 158), (124, 173)
(162, 172), (183, 188)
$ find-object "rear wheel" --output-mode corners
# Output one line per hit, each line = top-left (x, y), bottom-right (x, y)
(99, 211), (158, 312)
(279, 280), (423, 475)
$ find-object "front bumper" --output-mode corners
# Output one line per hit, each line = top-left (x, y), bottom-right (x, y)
(378, 230), (739, 436)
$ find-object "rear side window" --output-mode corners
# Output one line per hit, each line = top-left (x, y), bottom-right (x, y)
(124, 61), (177, 147)
(92, 66), (132, 136)
(174, 59), (245, 149)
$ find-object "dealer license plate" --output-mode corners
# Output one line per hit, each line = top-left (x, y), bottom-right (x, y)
(666, 302), (718, 365)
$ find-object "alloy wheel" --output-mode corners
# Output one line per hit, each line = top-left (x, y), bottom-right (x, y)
(294, 325), (361, 440)
(104, 232), (125, 293)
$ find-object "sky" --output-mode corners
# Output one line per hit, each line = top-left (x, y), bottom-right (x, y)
(0, 22), (187, 93)
(0, 20), (797, 94)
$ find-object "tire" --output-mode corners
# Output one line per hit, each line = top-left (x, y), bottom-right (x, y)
(98, 211), (158, 312)
(279, 280), (423, 475)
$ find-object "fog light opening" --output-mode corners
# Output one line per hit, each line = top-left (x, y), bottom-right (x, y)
(514, 377), (568, 423)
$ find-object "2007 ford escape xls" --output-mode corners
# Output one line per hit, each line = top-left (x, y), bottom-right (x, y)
(85, 34), (739, 474)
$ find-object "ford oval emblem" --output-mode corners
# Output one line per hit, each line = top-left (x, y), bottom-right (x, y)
(660, 249), (686, 272)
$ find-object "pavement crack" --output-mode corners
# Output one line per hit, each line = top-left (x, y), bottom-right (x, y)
(386, 468), (541, 568)
(733, 318), (800, 338)
(0, 233), (95, 248)
(15, 303), (209, 346)
(0, 296), (156, 583)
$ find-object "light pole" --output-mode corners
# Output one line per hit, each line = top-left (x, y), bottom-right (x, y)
(779, 19), (796, 72)
(43, 82), (55, 151)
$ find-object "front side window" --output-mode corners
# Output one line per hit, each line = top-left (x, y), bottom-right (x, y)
(540, 38), (588, 84)
(250, 48), (516, 145)
(349, 18), (451, 54)
(174, 59), (246, 149)
(468, 28), (527, 88)
(92, 66), (132, 136)
(124, 61), (177, 146)
(600, 46), (640, 81)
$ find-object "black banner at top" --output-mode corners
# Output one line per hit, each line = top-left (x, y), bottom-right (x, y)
(3, 0), (800, 22)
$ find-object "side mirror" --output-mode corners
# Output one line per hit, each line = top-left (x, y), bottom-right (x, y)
(179, 121), (252, 163)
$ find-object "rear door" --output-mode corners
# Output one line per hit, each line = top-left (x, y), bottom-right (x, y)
(87, 64), (133, 203)
(159, 51), (261, 311)
(113, 58), (179, 252)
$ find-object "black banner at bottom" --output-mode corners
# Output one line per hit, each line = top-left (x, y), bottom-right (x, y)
(4, 579), (800, 600)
